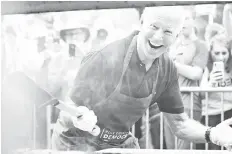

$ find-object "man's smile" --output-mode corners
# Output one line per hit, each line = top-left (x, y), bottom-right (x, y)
(148, 40), (163, 49)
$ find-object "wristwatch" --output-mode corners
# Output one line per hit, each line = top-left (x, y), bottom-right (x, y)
(205, 127), (212, 143)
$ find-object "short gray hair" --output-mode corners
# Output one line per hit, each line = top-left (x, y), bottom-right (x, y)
(141, 6), (186, 35)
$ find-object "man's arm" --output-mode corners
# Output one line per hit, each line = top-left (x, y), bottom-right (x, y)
(57, 51), (107, 131)
(156, 60), (208, 143)
(156, 57), (232, 149)
(164, 112), (208, 143)
(174, 40), (208, 81)
(69, 51), (106, 108)
(164, 112), (232, 150)
(223, 4), (232, 37)
(157, 57), (207, 143)
(174, 62), (203, 80)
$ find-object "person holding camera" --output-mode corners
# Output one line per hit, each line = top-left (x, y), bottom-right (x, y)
(198, 31), (232, 150)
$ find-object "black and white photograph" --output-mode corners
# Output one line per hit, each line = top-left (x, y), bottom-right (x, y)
(1, 1), (232, 154)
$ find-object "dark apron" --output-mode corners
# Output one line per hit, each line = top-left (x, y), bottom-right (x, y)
(52, 37), (160, 151)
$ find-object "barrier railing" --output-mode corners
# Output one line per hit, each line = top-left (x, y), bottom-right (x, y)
(137, 87), (232, 150)
(47, 87), (232, 150)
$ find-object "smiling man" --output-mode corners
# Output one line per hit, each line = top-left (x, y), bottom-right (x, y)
(51, 6), (232, 151)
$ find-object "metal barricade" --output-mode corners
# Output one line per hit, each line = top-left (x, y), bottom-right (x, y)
(140, 87), (232, 150)
(46, 87), (232, 149)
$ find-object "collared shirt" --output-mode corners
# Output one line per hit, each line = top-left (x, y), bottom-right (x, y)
(120, 41), (158, 98)
(70, 31), (184, 114)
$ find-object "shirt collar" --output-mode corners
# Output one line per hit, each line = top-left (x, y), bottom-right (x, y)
(128, 36), (145, 67)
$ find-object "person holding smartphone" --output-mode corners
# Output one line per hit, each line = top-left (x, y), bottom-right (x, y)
(198, 33), (232, 150)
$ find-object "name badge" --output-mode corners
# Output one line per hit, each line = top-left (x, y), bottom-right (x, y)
(99, 128), (129, 144)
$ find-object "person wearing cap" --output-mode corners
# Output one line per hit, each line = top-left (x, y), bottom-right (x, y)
(47, 26), (90, 97)
(47, 26), (91, 124)
(58, 26), (90, 56)
(51, 6), (232, 151)
(165, 13), (208, 149)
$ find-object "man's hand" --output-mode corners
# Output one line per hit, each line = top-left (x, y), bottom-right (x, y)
(57, 104), (100, 136)
(71, 106), (100, 136)
(210, 118), (232, 150)
(72, 106), (97, 131)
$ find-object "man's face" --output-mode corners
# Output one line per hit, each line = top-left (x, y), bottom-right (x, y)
(139, 8), (183, 59)
(181, 19), (194, 37)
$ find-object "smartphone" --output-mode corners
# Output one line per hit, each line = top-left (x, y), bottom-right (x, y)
(213, 61), (224, 79)
(213, 62), (224, 71)
(69, 44), (76, 57)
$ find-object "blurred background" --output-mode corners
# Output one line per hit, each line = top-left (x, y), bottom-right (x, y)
(1, 3), (228, 81)
(1, 2), (232, 153)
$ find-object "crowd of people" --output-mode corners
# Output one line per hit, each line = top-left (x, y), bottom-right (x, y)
(2, 8), (140, 153)
(1, 3), (232, 153)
